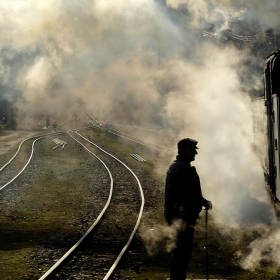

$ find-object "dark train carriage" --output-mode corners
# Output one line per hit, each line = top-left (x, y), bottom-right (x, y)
(264, 50), (280, 215)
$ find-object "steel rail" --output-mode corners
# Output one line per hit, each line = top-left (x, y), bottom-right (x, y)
(102, 121), (179, 137)
(83, 109), (102, 127)
(83, 112), (175, 154)
(107, 129), (175, 154)
(0, 131), (64, 173)
(108, 128), (176, 152)
(83, 110), (178, 138)
(82, 111), (96, 125)
(0, 128), (92, 191)
(0, 136), (45, 191)
(76, 131), (145, 280)
(38, 130), (114, 280)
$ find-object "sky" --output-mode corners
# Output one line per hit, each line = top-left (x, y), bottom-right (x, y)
(1, 0), (280, 271)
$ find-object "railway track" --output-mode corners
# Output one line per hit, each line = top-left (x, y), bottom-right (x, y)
(83, 110), (177, 155)
(0, 125), (147, 280)
(1, 112), (274, 279)
(0, 131), (63, 191)
(36, 129), (144, 279)
(0, 110), (171, 279)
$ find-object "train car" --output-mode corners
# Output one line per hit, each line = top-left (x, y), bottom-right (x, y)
(264, 49), (280, 216)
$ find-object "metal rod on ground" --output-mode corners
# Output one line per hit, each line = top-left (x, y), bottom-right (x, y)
(205, 209), (209, 280)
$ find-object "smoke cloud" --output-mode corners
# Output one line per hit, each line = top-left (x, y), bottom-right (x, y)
(160, 45), (274, 227)
(167, 0), (280, 31)
(1, 0), (280, 271)
(239, 224), (280, 270)
(139, 219), (186, 255)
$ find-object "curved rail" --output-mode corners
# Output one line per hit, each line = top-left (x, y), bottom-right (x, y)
(83, 109), (102, 127)
(83, 111), (177, 154)
(0, 131), (64, 173)
(76, 131), (145, 280)
(38, 130), (114, 280)
(107, 129), (175, 154)
(0, 127), (94, 192)
(0, 131), (69, 192)
(1, 121), (144, 279)
(0, 136), (45, 191)
(104, 121), (179, 137)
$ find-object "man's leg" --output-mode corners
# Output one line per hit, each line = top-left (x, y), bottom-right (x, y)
(170, 225), (195, 280)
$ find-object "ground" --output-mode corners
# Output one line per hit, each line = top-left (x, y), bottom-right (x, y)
(1, 129), (280, 279)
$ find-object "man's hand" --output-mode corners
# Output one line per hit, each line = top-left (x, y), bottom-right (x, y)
(204, 200), (212, 210)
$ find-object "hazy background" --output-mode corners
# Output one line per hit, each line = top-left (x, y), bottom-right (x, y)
(1, 0), (280, 271)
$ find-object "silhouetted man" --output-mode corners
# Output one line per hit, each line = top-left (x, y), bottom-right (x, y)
(164, 138), (212, 280)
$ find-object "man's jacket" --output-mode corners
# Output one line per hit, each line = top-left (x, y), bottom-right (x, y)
(164, 155), (206, 225)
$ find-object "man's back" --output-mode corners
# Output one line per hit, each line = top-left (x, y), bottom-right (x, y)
(164, 156), (205, 224)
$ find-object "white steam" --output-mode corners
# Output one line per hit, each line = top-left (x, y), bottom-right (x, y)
(240, 224), (280, 270)
(161, 45), (273, 226)
(167, 0), (280, 31)
(1, 0), (280, 272)
(139, 219), (186, 255)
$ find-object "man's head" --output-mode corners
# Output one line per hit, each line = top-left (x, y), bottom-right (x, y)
(177, 138), (199, 162)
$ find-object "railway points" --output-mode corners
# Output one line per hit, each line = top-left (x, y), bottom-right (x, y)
(52, 138), (68, 150)
(29, 128), (145, 279)
(1, 108), (278, 280)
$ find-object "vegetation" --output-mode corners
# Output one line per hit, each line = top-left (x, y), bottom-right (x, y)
(1, 129), (280, 279)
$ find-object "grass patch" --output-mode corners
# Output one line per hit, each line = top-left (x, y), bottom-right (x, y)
(0, 248), (35, 280)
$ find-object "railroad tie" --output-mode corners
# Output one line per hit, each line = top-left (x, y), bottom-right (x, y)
(130, 154), (146, 162)
(52, 138), (68, 150)
(135, 154), (146, 162)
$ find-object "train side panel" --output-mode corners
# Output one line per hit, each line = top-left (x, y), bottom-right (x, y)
(264, 50), (280, 213)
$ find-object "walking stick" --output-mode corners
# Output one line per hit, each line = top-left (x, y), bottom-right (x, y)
(205, 209), (209, 280)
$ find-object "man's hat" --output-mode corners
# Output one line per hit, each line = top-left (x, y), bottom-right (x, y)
(177, 138), (199, 150)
